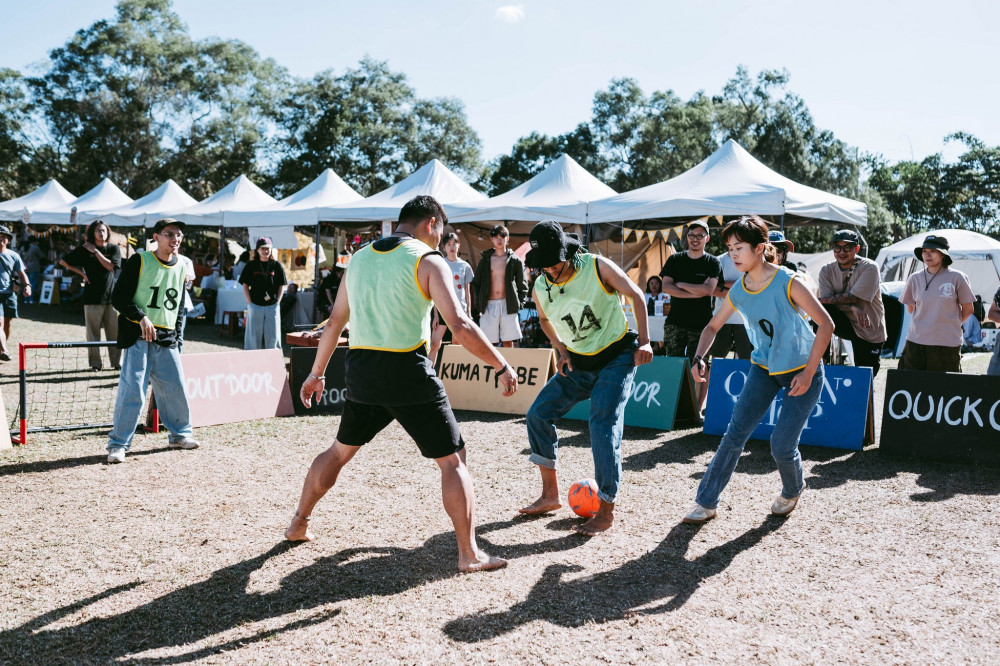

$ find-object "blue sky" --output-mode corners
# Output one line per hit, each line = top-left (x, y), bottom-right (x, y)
(2, 0), (997, 167)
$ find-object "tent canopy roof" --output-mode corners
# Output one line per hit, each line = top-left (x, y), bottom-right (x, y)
(319, 160), (485, 222)
(28, 178), (133, 225)
(226, 169), (364, 227)
(80, 179), (199, 227)
(171, 175), (277, 226)
(447, 154), (616, 224)
(0, 180), (77, 222)
(587, 139), (867, 227)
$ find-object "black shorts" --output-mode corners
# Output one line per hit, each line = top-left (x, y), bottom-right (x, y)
(336, 395), (465, 459)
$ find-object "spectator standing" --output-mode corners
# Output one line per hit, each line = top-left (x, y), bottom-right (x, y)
(280, 283), (299, 334)
(430, 232), (474, 362)
(898, 235), (975, 372)
(60, 221), (122, 370)
(0, 226), (31, 362)
(818, 229), (888, 375)
(769, 231), (800, 272)
(987, 288), (1000, 376)
(709, 251), (753, 360)
(175, 252), (195, 352)
(472, 225), (527, 347)
(658, 220), (720, 410)
(239, 238), (287, 350)
(318, 267), (344, 316)
(22, 237), (46, 303)
(645, 275), (669, 316)
(105, 219), (198, 463)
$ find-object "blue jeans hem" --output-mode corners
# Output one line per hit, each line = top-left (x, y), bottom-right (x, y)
(528, 453), (555, 469)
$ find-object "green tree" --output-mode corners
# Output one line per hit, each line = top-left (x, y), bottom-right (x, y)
(476, 124), (604, 196)
(273, 57), (481, 198)
(0, 69), (42, 200)
(28, 0), (285, 198)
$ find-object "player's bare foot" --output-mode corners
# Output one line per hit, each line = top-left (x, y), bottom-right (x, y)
(284, 513), (313, 542)
(573, 501), (614, 536)
(459, 552), (508, 573)
(518, 497), (562, 515)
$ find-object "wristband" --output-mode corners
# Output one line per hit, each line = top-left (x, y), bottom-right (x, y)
(496, 365), (509, 378)
(307, 373), (325, 382)
(692, 356), (704, 365)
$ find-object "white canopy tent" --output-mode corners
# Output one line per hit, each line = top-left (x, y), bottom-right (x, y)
(0, 180), (77, 222)
(588, 139), (867, 227)
(320, 160), (485, 222)
(169, 175), (276, 227)
(27, 178), (133, 226)
(875, 228), (1000, 307)
(225, 168), (363, 228)
(79, 179), (199, 227)
(446, 154), (616, 224)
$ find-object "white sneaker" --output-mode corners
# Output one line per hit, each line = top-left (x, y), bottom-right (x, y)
(168, 437), (200, 450)
(771, 490), (803, 516)
(107, 448), (126, 464)
(682, 504), (716, 524)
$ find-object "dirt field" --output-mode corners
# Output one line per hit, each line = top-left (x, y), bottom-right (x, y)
(0, 305), (998, 664)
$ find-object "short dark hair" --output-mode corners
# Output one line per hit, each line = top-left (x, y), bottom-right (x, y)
(490, 225), (509, 238)
(85, 220), (110, 245)
(440, 232), (459, 249)
(399, 195), (447, 226)
(722, 215), (776, 263)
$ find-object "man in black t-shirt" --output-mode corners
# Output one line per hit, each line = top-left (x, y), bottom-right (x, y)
(659, 220), (720, 413)
(238, 237), (287, 350)
(659, 220), (721, 358)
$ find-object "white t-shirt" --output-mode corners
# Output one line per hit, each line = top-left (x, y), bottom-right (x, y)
(715, 253), (745, 325)
(445, 258), (474, 312)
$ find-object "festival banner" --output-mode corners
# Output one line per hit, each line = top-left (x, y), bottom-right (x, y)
(563, 356), (700, 430)
(179, 349), (294, 427)
(289, 346), (348, 415)
(703, 359), (873, 450)
(440, 346), (556, 415)
(881, 369), (1000, 465)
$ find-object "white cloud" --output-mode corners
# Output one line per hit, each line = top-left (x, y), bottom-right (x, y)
(495, 5), (526, 23)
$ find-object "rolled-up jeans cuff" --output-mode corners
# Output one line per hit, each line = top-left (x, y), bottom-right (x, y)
(597, 490), (615, 504)
(528, 453), (556, 469)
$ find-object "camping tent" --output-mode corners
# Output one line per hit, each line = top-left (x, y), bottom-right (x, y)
(225, 169), (363, 227)
(0, 180), (77, 222)
(446, 154), (616, 225)
(169, 175), (276, 227)
(27, 178), (133, 226)
(875, 228), (1000, 307)
(587, 139), (867, 227)
(320, 160), (486, 222)
(79, 179), (199, 227)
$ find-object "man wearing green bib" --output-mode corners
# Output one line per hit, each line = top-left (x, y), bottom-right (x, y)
(519, 221), (653, 535)
(106, 218), (198, 463)
(286, 196), (518, 573)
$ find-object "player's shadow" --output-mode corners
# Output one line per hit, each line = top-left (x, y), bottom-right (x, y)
(0, 448), (171, 476)
(0, 523), (583, 663)
(443, 516), (787, 642)
(807, 450), (1000, 502)
(623, 431), (720, 472)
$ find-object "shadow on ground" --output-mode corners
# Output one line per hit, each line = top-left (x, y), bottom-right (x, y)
(807, 449), (1000, 502)
(0, 518), (583, 663)
(444, 516), (787, 642)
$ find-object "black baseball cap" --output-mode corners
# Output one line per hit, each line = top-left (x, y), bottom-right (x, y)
(152, 218), (185, 234)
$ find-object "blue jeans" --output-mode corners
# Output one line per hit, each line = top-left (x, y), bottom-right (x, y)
(695, 363), (824, 509)
(526, 348), (637, 504)
(245, 302), (281, 350)
(107, 341), (193, 451)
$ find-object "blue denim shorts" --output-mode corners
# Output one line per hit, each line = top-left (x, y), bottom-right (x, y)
(0, 292), (18, 318)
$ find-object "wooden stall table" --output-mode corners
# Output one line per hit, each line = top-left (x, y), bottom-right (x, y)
(285, 332), (348, 348)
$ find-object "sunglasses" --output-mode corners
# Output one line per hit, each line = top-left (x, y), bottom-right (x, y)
(687, 233), (707, 241)
(831, 244), (855, 253)
(490, 231), (509, 238)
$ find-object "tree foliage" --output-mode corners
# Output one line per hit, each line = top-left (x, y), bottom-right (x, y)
(272, 58), (481, 197)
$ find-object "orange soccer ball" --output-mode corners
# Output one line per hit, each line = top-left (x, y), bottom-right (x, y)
(568, 479), (600, 518)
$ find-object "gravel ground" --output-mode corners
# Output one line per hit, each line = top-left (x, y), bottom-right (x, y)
(0, 305), (998, 664)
